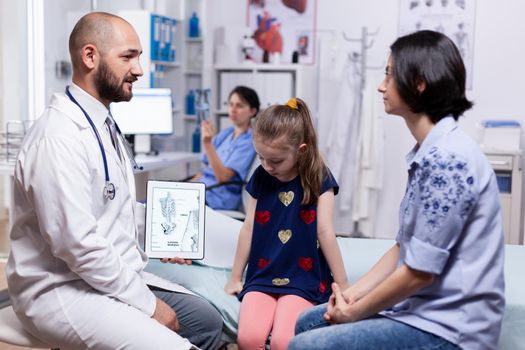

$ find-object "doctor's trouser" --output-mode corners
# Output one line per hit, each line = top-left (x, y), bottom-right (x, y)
(14, 283), (222, 350)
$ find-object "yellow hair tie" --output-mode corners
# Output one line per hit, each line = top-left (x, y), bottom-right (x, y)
(286, 98), (298, 110)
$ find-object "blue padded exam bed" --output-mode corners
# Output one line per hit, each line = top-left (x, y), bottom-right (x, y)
(145, 209), (525, 349)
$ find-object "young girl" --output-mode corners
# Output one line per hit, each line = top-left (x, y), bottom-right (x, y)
(225, 98), (348, 350)
(289, 30), (505, 350)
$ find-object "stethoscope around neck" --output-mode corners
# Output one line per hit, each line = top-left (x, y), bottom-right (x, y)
(65, 85), (142, 200)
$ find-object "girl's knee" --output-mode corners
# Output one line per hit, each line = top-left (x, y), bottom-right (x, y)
(269, 332), (293, 350)
(236, 330), (268, 350)
(237, 317), (271, 350)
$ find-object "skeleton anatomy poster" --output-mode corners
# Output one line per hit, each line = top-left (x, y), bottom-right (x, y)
(398, 0), (476, 89)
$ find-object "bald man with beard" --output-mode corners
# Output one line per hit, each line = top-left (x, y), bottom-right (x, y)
(6, 12), (222, 350)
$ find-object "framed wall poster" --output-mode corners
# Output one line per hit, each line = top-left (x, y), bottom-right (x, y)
(398, 0), (476, 89)
(248, 0), (317, 64)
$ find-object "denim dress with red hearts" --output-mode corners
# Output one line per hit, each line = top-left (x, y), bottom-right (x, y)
(238, 165), (339, 304)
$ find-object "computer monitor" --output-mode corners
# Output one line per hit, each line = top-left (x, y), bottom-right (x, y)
(110, 88), (173, 135)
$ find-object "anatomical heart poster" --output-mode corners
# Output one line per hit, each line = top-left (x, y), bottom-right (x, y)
(248, 0), (317, 64)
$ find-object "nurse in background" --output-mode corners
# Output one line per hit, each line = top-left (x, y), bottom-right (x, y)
(192, 86), (260, 210)
(289, 30), (505, 350)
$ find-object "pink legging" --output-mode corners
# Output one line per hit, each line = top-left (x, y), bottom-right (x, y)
(237, 292), (315, 350)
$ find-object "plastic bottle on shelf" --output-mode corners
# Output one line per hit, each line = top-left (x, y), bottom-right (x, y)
(185, 90), (196, 115)
(192, 126), (201, 153)
(189, 12), (200, 38)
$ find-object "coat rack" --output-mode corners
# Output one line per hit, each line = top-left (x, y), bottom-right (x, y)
(342, 27), (382, 237)
(342, 27), (381, 90)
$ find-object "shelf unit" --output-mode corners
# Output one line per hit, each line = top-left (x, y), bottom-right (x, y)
(116, 9), (181, 153)
(183, 38), (204, 103)
(118, 0), (206, 153)
(213, 64), (317, 130)
(181, 2), (205, 152)
(184, 38), (204, 90)
(484, 150), (523, 244)
(118, 10), (181, 89)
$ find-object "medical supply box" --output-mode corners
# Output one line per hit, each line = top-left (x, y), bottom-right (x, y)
(479, 120), (521, 152)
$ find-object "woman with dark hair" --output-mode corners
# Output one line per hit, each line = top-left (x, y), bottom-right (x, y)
(192, 86), (260, 210)
(289, 30), (505, 350)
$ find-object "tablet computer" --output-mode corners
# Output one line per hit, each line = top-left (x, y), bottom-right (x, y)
(144, 180), (206, 260)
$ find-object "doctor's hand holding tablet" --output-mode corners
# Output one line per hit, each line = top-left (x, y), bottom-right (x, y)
(160, 257), (192, 265)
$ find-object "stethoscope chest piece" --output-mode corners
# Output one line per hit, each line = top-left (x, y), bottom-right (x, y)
(104, 182), (116, 200)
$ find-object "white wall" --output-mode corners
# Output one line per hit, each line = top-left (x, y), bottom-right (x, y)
(1, 0), (30, 219)
(42, 0), (189, 103)
(203, 0), (525, 238)
(202, 0), (424, 237)
(43, 0), (89, 102)
(315, 1), (408, 238)
(14, 0), (525, 238)
(1, 0), (29, 122)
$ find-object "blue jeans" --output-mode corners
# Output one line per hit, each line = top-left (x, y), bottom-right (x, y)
(288, 303), (461, 350)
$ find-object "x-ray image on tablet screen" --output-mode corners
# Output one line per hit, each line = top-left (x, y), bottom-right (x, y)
(145, 181), (205, 259)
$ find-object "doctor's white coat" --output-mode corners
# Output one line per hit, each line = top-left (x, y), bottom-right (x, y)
(6, 86), (193, 349)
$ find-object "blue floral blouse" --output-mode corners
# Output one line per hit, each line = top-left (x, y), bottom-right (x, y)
(381, 116), (505, 350)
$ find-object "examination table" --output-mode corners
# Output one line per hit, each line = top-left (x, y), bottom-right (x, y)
(145, 208), (525, 349)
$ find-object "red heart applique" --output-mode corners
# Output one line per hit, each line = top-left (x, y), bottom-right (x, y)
(298, 257), (313, 272)
(255, 211), (271, 225)
(300, 210), (316, 224)
(258, 258), (270, 269)
(319, 281), (328, 294)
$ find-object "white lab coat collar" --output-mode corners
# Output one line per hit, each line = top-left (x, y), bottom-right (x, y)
(51, 83), (131, 187)
(67, 83), (109, 130)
